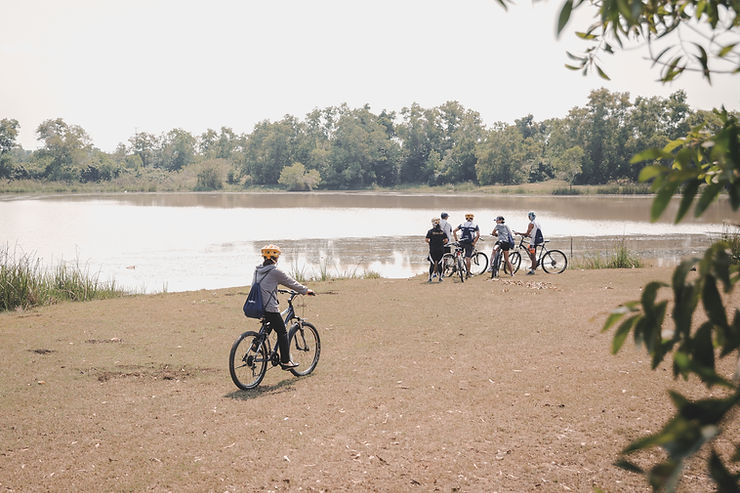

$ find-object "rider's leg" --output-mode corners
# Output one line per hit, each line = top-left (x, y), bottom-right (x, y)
(264, 311), (295, 367)
(527, 245), (537, 273)
(504, 249), (514, 275)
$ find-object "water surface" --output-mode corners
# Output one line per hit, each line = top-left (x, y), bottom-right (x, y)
(1, 192), (733, 292)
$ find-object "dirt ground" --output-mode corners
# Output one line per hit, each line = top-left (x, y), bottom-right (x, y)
(1, 266), (738, 492)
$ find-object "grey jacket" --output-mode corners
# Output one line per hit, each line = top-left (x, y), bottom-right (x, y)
(252, 264), (308, 313)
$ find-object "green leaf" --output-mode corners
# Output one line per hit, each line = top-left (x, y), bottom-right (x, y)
(633, 150), (665, 165)
(718, 43), (737, 58)
(702, 274), (728, 329)
(675, 180), (700, 223)
(557, 0), (573, 35)
(708, 448), (740, 490)
(615, 459), (644, 474)
(613, 314), (639, 353)
(651, 181), (678, 221)
(603, 304), (632, 331)
(695, 182), (723, 217)
(595, 64), (611, 80)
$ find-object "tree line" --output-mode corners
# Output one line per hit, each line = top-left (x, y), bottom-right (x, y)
(0, 88), (729, 190)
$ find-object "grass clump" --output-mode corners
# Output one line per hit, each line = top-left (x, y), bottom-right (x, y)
(1, 246), (127, 312)
(574, 239), (642, 269)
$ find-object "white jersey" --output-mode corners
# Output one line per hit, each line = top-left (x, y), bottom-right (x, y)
(440, 219), (454, 243)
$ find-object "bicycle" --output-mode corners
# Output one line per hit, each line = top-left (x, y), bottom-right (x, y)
(442, 241), (488, 280)
(229, 289), (320, 390)
(489, 242), (515, 279)
(508, 235), (568, 274)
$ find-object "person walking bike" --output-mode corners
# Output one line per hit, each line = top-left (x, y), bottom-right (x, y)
(490, 215), (515, 277)
(426, 217), (448, 282)
(252, 244), (315, 369)
(514, 211), (543, 275)
(453, 213), (480, 278)
(440, 212), (454, 254)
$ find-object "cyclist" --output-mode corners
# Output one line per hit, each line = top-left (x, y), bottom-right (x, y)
(453, 213), (480, 278)
(426, 217), (448, 282)
(439, 212), (454, 253)
(252, 244), (315, 369)
(490, 215), (515, 277)
(514, 211), (543, 275)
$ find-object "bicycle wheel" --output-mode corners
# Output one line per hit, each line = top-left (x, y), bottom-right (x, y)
(469, 251), (488, 276)
(442, 253), (455, 277)
(541, 249), (568, 274)
(229, 331), (268, 390)
(491, 250), (501, 278)
(507, 251), (522, 274)
(457, 255), (466, 282)
(288, 321), (321, 376)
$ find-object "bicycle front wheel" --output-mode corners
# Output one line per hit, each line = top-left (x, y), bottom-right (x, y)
(507, 251), (522, 274)
(469, 251), (488, 276)
(288, 321), (321, 376)
(442, 253), (455, 277)
(491, 251), (501, 278)
(541, 249), (568, 274)
(229, 331), (268, 390)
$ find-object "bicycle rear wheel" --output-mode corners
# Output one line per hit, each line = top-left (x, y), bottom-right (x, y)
(442, 253), (455, 277)
(541, 249), (568, 274)
(470, 251), (488, 276)
(457, 255), (466, 282)
(229, 331), (268, 390)
(507, 251), (522, 274)
(288, 321), (321, 376)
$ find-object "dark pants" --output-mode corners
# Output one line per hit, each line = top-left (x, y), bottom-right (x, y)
(429, 249), (444, 276)
(264, 311), (291, 364)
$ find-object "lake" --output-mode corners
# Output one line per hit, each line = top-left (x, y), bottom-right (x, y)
(0, 192), (734, 293)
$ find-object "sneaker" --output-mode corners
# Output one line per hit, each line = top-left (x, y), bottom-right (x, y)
(427, 278), (433, 283)
(438, 276), (443, 282)
(280, 360), (299, 369)
(432, 273), (437, 279)
(526, 270), (535, 276)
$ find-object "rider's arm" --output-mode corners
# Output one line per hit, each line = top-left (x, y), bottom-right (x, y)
(515, 223), (534, 237)
(473, 229), (480, 244)
(453, 226), (460, 241)
(275, 269), (310, 295)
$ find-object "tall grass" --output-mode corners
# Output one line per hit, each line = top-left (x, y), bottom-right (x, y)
(288, 257), (381, 281)
(1, 246), (127, 311)
(720, 222), (740, 263)
(573, 239), (642, 269)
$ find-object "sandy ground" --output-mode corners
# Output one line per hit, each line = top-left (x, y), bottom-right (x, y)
(1, 266), (738, 492)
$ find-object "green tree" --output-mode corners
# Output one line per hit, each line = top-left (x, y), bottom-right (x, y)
(278, 161), (321, 191)
(243, 116), (306, 185)
(160, 128), (196, 171)
(0, 118), (20, 179)
(128, 131), (159, 168)
(35, 118), (92, 181)
(325, 105), (400, 188)
(556, 0), (740, 489)
(475, 123), (531, 185)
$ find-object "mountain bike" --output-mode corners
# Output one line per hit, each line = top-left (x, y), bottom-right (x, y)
(489, 243), (515, 279)
(508, 235), (568, 274)
(229, 289), (320, 390)
(442, 241), (488, 281)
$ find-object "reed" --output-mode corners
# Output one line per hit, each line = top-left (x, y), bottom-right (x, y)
(0, 246), (127, 311)
(573, 239), (642, 270)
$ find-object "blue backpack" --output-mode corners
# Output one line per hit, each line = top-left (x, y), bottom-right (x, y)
(243, 272), (267, 319)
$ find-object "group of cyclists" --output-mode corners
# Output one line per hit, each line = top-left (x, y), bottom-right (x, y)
(425, 211), (543, 282)
(243, 212), (542, 371)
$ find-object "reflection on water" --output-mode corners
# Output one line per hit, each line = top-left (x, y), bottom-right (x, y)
(0, 193), (735, 293)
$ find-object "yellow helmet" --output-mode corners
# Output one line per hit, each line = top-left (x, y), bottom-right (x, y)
(465, 213), (474, 220)
(260, 244), (281, 259)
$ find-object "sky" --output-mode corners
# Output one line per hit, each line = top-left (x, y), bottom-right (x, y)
(1, 0), (738, 152)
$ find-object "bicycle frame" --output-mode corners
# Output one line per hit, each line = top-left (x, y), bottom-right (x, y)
(253, 289), (303, 365)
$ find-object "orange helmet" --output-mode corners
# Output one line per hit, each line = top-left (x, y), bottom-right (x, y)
(260, 244), (281, 260)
